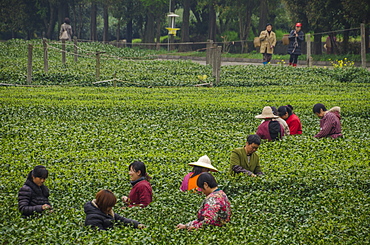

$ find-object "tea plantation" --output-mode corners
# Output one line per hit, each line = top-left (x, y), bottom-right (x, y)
(0, 40), (370, 244)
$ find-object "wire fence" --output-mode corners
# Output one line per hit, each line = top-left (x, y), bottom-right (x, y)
(2, 24), (368, 87)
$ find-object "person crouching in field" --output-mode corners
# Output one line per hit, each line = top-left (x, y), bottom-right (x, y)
(313, 103), (343, 139)
(180, 155), (218, 192)
(255, 106), (284, 141)
(122, 161), (152, 207)
(176, 173), (231, 230)
(278, 105), (302, 135)
(230, 134), (264, 177)
(18, 165), (52, 217)
(259, 23), (276, 65)
(84, 189), (144, 230)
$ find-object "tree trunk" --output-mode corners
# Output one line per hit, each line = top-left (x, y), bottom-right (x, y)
(103, 3), (109, 43)
(313, 33), (322, 55)
(143, 11), (155, 48)
(57, 3), (69, 30)
(76, 4), (83, 39)
(46, 4), (56, 39)
(116, 19), (120, 42)
(258, 0), (268, 32)
(239, 7), (253, 53)
(179, 0), (191, 52)
(342, 22), (350, 54)
(155, 16), (161, 50)
(126, 18), (133, 47)
(208, 1), (216, 41)
(366, 25), (369, 54)
(90, 2), (97, 41)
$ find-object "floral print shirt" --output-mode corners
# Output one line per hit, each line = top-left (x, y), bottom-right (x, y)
(186, 189), (231, 229)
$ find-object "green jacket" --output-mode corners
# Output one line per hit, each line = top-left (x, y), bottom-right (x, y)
(230, 147), (262, 175)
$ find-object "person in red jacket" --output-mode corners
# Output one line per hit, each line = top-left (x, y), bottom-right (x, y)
(278, 105), (302, 135)
(122, 161), (152, 208)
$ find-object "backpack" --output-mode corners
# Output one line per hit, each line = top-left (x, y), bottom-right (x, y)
(268, 121), (281, 141)
(60, 25), (69, 40)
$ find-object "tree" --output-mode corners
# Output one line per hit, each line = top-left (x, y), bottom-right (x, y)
(90, 1), (97, 41)
(258, 0), (268, 32)
(179, 0), (191, 51)
(140, 0), (167, 47)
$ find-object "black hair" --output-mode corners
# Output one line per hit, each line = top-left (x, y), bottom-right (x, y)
(278, 106), (293, 117)
(313, 103), (327, 114)
(27, 165), (48, 181)
(266, 23), (272, 27)
(191, 166), (205, 178)
(64, 18), (70, 24)
(286, 105), (293, 111)
(247, 134), (261, 145)
(197, 172), (218, 189)
(129, 161), (151, 181)
(270, 106), (278, 116)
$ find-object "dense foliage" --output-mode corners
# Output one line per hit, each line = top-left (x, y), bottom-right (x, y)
(1, 40), (369, 87)
(1, 79), (369, 243)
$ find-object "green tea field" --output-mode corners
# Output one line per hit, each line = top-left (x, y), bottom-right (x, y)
(0, 40), (370, 244)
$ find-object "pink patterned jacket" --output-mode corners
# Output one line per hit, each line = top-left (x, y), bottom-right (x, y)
(186, 189), (231, 229)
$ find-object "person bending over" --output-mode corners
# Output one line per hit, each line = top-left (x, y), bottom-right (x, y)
(18, 165), (52, 217)
(176, 173), (231, 230)
(180, 155), (218, 192)
(230, 134), (264, 177)
(84, 189), (144, 230)
(313, 103), (342, 138)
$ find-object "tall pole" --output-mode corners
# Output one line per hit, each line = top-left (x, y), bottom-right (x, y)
(168, 0), (171, 51)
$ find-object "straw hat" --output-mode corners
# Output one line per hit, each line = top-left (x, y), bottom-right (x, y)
(188, 155), (218, 172)
(255, 106), (279, 119)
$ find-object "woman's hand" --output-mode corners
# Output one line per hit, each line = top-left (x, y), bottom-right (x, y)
(176, 224), (187, 229)
(138, 224), (146, 229)
(122, 196), (129, 204)
(42, 204), (51, 210)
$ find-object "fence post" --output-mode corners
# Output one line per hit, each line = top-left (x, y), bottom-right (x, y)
(74, 36), (78, 62)
(96, 52), (101, 80)
(306, 34), (312, 67)
(113, 72), (117, 87)
(360, 23), (366, 68)
(212, 46), (222, 85)
(27, 44), (33, 84)
(43, 38), (48, 73)
(206, 39), (213, 65)
(62, 39), (66, 65)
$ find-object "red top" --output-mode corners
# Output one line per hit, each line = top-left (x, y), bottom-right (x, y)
(286, 113), (302, 135)
(128, 179), (152, 208)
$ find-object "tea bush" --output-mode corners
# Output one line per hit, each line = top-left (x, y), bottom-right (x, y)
(1, 39), (369, 86)
(0, 84), (369, 244)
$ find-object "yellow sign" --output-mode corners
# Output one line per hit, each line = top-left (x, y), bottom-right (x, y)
(166, 27), (180, 36)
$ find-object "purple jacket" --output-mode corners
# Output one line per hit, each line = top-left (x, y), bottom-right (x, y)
(314, 110), (342, 138)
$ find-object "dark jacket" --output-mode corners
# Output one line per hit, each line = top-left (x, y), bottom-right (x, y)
(18, 179), (50, 217)
(84, 201), (141, 230)
(287, 30), (304, 55)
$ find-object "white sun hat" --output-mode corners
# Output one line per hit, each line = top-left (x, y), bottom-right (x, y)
(255, 106), (279, 119)
(188, 155), (218, 172)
